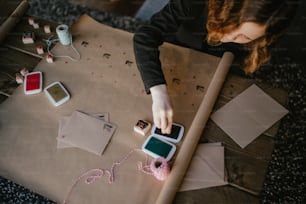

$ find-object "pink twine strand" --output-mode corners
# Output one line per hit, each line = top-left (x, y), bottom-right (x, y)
(63, 148), (170, 204)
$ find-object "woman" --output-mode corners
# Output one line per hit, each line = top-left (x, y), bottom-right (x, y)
(133, 0), (297, 134)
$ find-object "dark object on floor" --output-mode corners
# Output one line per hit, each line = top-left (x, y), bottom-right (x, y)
(26, 0), (144, 32)
(0, 176), (55, 204)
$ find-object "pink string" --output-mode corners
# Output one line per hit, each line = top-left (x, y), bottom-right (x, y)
(62, 148), (164, 204)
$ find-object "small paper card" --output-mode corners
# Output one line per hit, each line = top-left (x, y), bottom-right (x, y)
(210, 84), (288, 148)
(57, 111), (115, 155)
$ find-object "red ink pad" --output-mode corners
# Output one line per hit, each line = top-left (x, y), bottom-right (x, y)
(24, 71), (43, 95)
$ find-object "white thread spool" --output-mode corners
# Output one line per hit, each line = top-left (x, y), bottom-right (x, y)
(56, 24), (71, 46)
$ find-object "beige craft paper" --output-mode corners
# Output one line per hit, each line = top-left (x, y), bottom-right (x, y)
(57, 112), (110, 148)
(179, 143), (227, 192)
(0, 14), (231, 204)
(58, 111), (115, 155)
(210, 84), (288, 148)
(0, 0), (29, 44)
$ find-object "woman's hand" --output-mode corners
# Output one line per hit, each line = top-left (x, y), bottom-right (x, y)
(150, 84), (173, 134)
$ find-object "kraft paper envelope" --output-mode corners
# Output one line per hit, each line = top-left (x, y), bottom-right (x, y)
(57, 112), (110, 148)
(179, 143), (227, 191)
(58, 111), (116, 155)
(210, 84), (288, 148)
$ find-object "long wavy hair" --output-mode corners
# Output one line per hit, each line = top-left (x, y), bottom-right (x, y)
(206, 0), (298, 73)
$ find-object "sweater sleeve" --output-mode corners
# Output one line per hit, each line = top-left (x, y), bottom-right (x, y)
(133, 0), (195, 94)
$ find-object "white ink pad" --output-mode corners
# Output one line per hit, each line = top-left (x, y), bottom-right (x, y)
(44, 81), (70, 106)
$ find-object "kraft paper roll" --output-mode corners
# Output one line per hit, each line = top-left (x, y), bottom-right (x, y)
(156, 52), (234, 204)
(0, 0), (29, 44)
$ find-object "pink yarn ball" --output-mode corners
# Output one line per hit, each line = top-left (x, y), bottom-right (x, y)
(150, 157), (170, 181)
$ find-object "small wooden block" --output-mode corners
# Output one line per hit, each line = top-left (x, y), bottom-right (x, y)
(134, 120), (151, 136)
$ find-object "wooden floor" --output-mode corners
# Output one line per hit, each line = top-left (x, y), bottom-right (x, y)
(0, 1), (289, 203)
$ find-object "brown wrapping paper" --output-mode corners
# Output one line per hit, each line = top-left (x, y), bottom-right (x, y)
(157, 52), (234, 204)
(0, 0), (29, 44)
(0, 14), (233, 203)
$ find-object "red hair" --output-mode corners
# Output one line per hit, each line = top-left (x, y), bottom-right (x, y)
(206, 0), (297, 73)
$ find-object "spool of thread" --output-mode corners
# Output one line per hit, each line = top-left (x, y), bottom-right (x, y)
(56, 24), (71, 46)
(150, 157), (170, 181)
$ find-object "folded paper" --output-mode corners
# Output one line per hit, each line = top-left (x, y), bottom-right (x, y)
(210, 84), (288, 148)
(179, 143), (227, 191)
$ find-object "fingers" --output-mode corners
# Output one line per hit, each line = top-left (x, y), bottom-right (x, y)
(164, 110), (173, 134)
(150, 84), (173, 134)
(160, 112), (167, 132)
(153, 109), (161, 129)
(153, 107), (173, 134)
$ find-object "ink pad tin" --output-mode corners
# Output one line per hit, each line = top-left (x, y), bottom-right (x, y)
(24, 71), (43, 95)
(44, 81), (70, 106)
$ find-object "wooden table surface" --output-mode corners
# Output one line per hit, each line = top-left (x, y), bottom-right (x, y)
(0, 2), (288, 203)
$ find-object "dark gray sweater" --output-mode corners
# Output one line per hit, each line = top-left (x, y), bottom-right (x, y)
(133, 0), (246, 93)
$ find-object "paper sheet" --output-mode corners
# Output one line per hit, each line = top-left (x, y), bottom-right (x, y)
(179, 143), (227, 192)
(57, 112), (110, 149)
(210, 84), (288, 148)
(56, 111), (115, 155)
